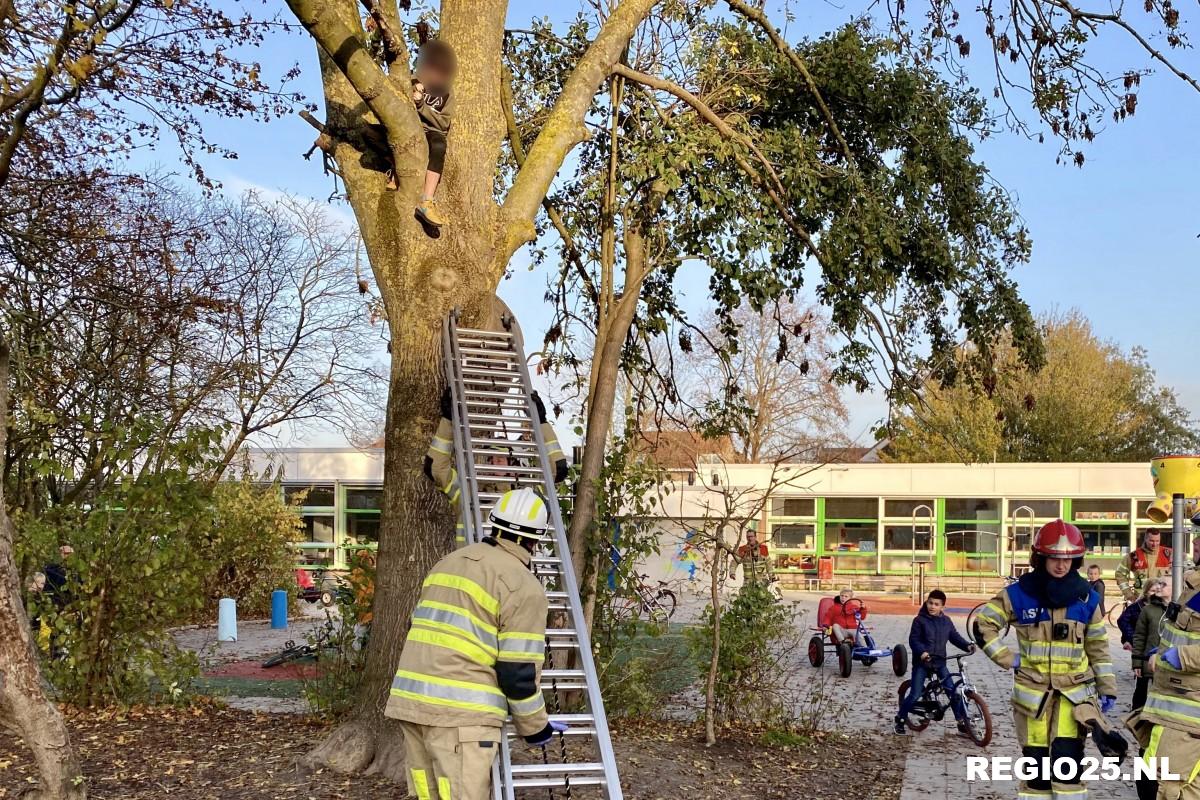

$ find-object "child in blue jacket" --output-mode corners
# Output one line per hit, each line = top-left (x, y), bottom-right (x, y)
(895, 589), (976, 735)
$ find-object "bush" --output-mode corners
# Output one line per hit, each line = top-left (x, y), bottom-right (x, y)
(15, 445), (304, 706)
(18, 460), (215, 706)
(686, 583), (801, 728)
(203, 476), (301, 619)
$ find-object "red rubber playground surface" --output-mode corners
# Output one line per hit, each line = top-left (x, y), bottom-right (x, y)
(203, 659), (321, 681)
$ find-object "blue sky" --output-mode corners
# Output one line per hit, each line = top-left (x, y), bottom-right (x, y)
(187, 1), (1200, 446)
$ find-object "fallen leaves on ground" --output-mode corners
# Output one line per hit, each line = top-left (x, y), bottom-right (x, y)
(0, 706), (909, 800)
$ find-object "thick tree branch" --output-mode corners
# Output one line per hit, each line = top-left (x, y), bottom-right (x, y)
(726, 0), (856, 165)
(283, 0), (421, 163)
(358, 0), (407, 66)
(500, 0), (659, 251)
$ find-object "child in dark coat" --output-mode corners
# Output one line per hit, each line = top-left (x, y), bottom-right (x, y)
(895, 589), (976, 735)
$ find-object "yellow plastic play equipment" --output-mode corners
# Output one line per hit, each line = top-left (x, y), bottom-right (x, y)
(1147, 454), (1200, 522)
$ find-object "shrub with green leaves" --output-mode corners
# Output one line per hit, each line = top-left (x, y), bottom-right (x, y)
(686, 583), (799, 728)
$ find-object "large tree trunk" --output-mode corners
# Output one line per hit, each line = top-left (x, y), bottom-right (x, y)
(0, 336), (88, 800)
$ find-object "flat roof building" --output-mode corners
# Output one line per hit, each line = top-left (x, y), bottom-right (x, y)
(252, 448), (1173, 587)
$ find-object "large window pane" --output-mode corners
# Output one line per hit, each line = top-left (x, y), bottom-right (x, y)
(945, 524), (1000, 553)
(825, 497), (878, 520)
(286, 484), (336, 507)
(1078, 524), (1131, 554)
(1009, 499), (1060, 518)
(883, 525), (932, 551)
(346, 487), (383, 511)
(946, 498), (1001, 519)
(770, 524), (815, 550)
(1073, 499), (1130, 520)
(302, 515), (335, 543)
(943, 551), (999, 574)
(883, 499), (935, 518)
(826, 521), (877, 549)
(833, 554), (875, 572)
(770, 498), (815, 517)
(295, 545), (335, 566)
(345, 514), (380, 545)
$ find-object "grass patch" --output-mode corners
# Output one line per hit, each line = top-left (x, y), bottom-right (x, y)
(197, 676), (304, 699)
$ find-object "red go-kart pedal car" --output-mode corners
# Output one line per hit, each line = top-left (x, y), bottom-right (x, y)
(807, 596), (908, 678)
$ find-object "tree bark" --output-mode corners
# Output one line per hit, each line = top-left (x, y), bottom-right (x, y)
(285, 0), (659, 779)
(0, 335), (88, 800)
(705, 533), (721, 747)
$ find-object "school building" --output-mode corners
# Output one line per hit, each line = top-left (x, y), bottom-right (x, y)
(251, 447), (1166, 588)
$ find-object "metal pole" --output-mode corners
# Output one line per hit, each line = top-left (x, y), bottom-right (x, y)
(1173, 493), (1186, 602)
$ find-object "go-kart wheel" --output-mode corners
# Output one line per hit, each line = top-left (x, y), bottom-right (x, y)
(808, 635), (825, 667)
(892, 644), (908, 676)
(897, 680), (930, 731)
(320, 590), (335, 607)
(837, 641), (853, 678)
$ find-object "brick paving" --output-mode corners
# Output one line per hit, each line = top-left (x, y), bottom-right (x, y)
(779, 593), (1139, 800)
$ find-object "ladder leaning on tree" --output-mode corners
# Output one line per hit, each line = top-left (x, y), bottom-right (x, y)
(440, 309), (623, 800)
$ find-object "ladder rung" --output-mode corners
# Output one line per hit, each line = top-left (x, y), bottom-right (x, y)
(457, 327), (513, 339)
(509, 763), (605, 777)
(469, 438), (539, 449)
(460, 366), (519, 377)
(545, 628), (577, 637)
(458, 344), (516, 356)
(466, 412), (532, 424)
(463, 389), (525, 400)
(470, 464), (544, 475)
(509, 776), (606, 790)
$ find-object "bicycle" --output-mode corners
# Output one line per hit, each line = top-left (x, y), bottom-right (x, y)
(1105, 597), (1132, 627)
(613, 574), (677, 627)
(897, 653), (993, 747)
(262, 610), (336, 668)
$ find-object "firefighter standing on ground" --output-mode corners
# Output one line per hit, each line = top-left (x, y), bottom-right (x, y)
(385, 487), (565, 800)
(1127, 565), (1200, 800)
(974, 519), (1125, 800)
(1117, 529), (1175, 603)
(426, 387), (567, 546)
(731, 528), (776, 587)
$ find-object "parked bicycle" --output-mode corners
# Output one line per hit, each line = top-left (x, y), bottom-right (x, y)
(613, 574), (677, 627)
(897, 653), (993, 746)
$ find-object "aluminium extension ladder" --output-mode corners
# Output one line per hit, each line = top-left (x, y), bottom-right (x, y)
(440, 309), (623, 800)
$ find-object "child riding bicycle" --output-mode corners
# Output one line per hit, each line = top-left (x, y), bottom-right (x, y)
(895, 589), (976, 736)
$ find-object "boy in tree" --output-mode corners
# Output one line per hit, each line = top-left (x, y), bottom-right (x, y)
(408, 39), (456, 228)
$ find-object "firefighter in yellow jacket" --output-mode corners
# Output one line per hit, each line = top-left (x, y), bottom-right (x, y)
(385, 487), (565, 800)
(1127, 566), (1200, 800)
(426, 388), (567, 546)
(974, 519), (1126, 800)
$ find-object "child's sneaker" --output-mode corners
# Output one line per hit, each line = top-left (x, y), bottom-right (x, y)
(416, 198), (446, 227)
(893, 716), (907, 735)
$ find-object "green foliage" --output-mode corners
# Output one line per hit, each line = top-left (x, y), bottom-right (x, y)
(686, 583), (798, 728)
(16, 430), (305, 706)
(598, 628), (695, 718)
(886, 310), (1200, 462)
(17, 432), (221, 706)
(204, 475), (302, 619)
(509, 18), (1041, 427)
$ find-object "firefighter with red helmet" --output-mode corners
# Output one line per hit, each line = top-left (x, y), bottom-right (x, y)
(974, 519), (1126, 800)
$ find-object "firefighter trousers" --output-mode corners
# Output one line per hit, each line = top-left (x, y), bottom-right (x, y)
(400, 721), (500, 800)
(1145, 724), (1200, 800)
(1015, 693), (1088, 800)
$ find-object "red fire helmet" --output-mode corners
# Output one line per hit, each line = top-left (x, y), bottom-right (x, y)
(1032, 519), (1086, 558)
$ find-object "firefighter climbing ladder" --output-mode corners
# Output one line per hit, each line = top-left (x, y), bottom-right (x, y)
(440, 309), (623, 800)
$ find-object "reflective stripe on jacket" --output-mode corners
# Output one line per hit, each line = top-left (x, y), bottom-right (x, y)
(384, 537), (549, 736)
(1140, 569), (1200, 732)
